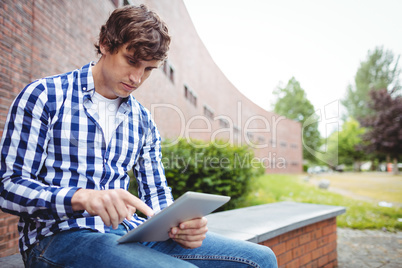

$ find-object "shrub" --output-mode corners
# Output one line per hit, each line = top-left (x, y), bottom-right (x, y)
(161, 139), (264, 210)
(303, 163), (309, 172)
(129, 138), (265, 211)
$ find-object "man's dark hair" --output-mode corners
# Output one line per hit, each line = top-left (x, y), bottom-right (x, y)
(95, 4), (170, 61)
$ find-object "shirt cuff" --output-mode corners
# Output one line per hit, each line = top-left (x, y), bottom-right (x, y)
(51, 187), (83, 220)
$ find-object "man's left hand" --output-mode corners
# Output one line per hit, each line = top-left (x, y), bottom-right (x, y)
(169, 217), (208, 249)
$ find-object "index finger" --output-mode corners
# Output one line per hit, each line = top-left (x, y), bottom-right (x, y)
(122, 191), (154, 217)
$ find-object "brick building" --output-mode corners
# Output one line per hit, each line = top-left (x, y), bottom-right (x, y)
(0, 0), (302, 257)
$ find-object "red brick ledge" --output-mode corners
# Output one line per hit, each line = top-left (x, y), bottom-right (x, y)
(261, 217), (338, 267)
(207, 202), (345, 267)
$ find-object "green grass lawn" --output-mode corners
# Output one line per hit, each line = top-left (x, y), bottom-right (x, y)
(239, 174), (402, 231)
(314, 172), (402, 204)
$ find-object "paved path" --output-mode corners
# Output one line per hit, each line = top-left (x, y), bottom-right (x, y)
(337, 228), (402, 268)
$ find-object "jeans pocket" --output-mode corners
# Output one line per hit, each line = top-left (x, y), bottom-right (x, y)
(28, 235), (64, 268)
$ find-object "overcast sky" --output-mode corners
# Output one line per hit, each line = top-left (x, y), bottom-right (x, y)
(182, 0), (402, 128)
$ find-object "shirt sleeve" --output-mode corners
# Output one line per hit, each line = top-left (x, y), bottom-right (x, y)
(133, 110), (174, 214)
(0, 81), (82, 221)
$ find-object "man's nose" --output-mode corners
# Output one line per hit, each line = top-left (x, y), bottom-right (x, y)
(129, 69), (144, 85)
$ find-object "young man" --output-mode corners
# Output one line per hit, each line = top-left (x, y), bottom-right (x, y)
(0, 5), (277, 267)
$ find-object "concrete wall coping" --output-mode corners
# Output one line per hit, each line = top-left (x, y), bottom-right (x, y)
(206, 201), (346, 243)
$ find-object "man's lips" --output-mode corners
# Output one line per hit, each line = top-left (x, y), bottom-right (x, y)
(121, 82), (137, 91)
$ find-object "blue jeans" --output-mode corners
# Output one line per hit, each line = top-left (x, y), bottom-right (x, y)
(22, 225), (278, 267)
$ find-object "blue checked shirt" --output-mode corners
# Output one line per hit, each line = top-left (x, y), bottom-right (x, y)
(0, 62), (173, 252)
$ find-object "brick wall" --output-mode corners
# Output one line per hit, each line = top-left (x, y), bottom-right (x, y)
(0, 0), (115, 136)
(131, 0), (303, 174)
(0, 0), (116, 257)
(0, 212), (19, 258)
(260, 217), (338, 268)
(1, 0), (303, 171)
(1, 0), (303, 258)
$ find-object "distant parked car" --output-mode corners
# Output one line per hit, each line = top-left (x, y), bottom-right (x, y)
(307, 166), (327, 174)
(334, 164), (345, 172)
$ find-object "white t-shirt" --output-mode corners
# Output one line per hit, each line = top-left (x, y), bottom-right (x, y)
(91, 91), (122, 145)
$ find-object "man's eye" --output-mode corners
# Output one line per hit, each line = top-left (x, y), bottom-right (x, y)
(127, 57), (137, 65)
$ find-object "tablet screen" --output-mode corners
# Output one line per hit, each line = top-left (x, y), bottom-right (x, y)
(117, 191), (230, 243)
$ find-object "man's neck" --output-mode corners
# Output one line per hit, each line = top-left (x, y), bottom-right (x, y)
(91, 57), (118, 100)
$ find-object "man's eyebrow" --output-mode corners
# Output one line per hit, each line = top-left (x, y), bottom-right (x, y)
(124, 52), (160, 67)
(125, 53), (136, 60)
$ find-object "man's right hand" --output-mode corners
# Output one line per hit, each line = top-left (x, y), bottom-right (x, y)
(71, 188), (154, 229)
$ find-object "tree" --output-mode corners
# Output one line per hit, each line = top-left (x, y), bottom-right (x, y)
(318, 118), (366, 170)
(329, 118), (366, 171)
(338, 119), (367, 170)
(342, 47), (401, 120)
(360, 89), (402, 174)
(272, 77), (321, 162)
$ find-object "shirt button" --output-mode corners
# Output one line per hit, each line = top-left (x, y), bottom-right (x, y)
(62, 216), (68, 220)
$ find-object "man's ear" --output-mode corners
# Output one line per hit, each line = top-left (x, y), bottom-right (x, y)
(99, 43), (108, 55)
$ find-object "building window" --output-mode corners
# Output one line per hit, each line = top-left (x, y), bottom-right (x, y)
(203, 105), (214, 119)
(280, 141), (287, 147)
(184, 84), (197, 106)
(291, 143), (298, 149)
(162, 60), (168, 75)
(270, 139), (276, 147)
(247, 132), (254, 141)
(161, 60), (174, 83)
(169, 66), (174, 83)
(219, 118), (230, 128)
(233, 126), (241, 134)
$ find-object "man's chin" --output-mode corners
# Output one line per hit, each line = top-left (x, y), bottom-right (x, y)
(113, 89), (130, 98)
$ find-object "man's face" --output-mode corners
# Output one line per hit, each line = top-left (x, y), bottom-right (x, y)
(95, 44), (161, 99)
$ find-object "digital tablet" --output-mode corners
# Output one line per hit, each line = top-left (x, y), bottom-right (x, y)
(117, 191), (230, 243)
